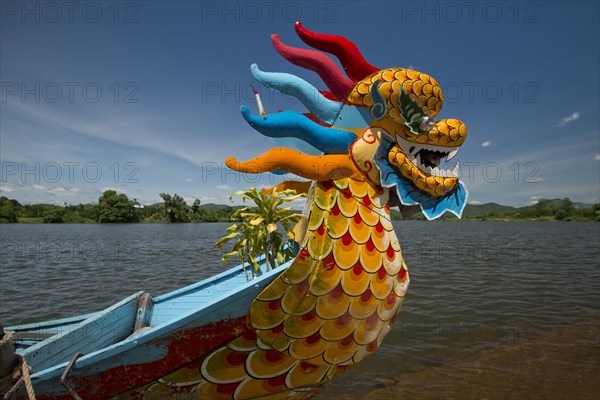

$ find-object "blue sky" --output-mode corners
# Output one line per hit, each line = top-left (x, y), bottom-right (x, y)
(1, 0), (599, 207)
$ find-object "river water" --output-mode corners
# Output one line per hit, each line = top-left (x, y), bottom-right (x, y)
(1, 222), (598, 399)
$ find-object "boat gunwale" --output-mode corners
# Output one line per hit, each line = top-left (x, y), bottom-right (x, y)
(25, 257), (292, 383)
(6, 312), (101, 333)
(152, 257), (264, 304)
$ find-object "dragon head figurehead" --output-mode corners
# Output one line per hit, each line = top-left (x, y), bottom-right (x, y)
(227, 22), (468, 220)
(115, 23), (470, 400)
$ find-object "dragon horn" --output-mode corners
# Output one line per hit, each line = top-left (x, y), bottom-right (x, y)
(251, 64), (343, 125)
(271, 34), (354, 101)
(295, 21), (379, 82)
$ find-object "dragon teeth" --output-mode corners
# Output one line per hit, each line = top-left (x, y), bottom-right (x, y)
(446, 148), (460, 162)
(394, 133), (462, 178)
(395, 133), (460, 165)
(452, 161), (460, 177)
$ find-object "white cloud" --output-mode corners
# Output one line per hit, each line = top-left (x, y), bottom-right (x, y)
(469, 200), (482, 205)
(556, 112), (580, 127)
(217, 184), (232, 190)
(594, 153), (600, 161)
(32, 184), (47, 190)
(46, 186), (82, 196)
(0, 185), (15, 193)
(185, 178), (194, 182)
(481, 141), (492, 147)
(525, 196), (541, 206)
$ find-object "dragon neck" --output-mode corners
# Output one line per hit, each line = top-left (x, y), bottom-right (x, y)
(305, 177), (396, 253)
(300, 177), (408, 313)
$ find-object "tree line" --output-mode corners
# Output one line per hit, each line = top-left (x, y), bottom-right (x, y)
(419, 197), (600, 221)
(1, 193), (598, 224)
(0, 191), (240, 224)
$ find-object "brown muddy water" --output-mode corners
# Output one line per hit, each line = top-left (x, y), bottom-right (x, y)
(1, 221), (598, 399)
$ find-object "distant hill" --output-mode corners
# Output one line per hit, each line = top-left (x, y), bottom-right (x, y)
(141, 203), (245, 210)
(388, 198), (598, 221)
(519, 199), (560, 211)
(463, 202), (517, 217)
(199, 203), (246, 211)
(388, 203), (517, 219)
(518, 199), (593, 211)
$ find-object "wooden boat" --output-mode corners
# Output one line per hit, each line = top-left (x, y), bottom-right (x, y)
(2, 255), (293, 399)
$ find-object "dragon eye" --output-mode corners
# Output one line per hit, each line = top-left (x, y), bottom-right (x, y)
(419, 116), (435, 133)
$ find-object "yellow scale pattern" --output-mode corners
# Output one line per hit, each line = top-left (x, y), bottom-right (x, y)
(346, 67), (467, 147)
(348, 67), (444, 121)
(134, 178), (409, 400)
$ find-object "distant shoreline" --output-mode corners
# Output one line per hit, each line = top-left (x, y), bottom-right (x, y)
(2, 195), (598, 223)
(4, 217), (599, 224)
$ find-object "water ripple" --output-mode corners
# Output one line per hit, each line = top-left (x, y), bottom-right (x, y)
(1, 221), (598, 398)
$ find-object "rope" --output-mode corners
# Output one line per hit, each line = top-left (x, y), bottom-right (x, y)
(0, 331), (12, 349)
(19, 356), (35, 400)
(1, 333), (80, 400)
(2, 354), (36, 400)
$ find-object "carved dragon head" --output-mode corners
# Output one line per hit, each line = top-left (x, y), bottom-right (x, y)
(226, 22), (468, 219)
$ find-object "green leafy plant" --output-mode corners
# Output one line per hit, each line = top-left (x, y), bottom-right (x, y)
(97, 190), (139, 223)
(159, 193), (191, 223)
(215, 187), (305, 280)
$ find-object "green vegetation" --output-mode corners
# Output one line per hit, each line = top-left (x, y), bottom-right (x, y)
(0, 192), (243, 224)
(215, 188), (305, 280)
(1, 194), (598, 224)
(0, 197), (20, 223)
(98, 190), (139, 223)
(392, 198), (600, 221)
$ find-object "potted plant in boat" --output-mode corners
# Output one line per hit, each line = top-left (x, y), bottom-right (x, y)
(215, 187), (305, 280)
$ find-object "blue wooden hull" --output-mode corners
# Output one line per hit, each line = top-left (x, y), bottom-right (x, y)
(3, 257), (291, 399)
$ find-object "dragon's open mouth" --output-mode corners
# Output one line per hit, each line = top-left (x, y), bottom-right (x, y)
(395, 134), (460, 178)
